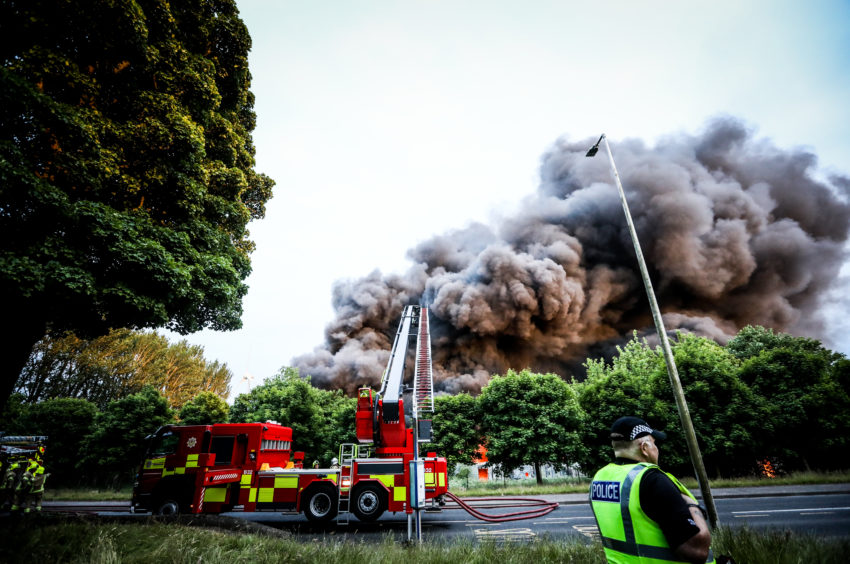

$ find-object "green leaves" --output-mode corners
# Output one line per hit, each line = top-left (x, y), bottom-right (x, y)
(430, 393), (483, 474)
(178, 391), (229, 425)
(80, 386), (175, 485)
(230, 367), (357, 464)
(0, 0), (273, 404)
(479, 369), (587, 480)
(16, 329), (232, 409)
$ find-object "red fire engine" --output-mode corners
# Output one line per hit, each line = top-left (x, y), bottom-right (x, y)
(132, 306), (448, 523)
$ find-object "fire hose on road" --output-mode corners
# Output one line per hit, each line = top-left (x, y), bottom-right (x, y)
(443, 491), (559, 522)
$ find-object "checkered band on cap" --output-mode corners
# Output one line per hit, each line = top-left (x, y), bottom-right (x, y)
(630, 424), (652, 440)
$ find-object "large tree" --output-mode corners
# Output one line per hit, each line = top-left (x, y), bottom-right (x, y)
(230, 367), (357, 464)
(178, 390), (229, 424)
(429, 393), (484, 474)
(16, 329), (231, 408)
(733, 329), (850, 471)
(80, 386), (174, 487)
(479, 369), (586, 484)
(6, 397), (98, 487)
(0, 0), (274, 407)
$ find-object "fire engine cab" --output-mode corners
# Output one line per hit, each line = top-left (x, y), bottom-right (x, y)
(132, 306), (448, 523)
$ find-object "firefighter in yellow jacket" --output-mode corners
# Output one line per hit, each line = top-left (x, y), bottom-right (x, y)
(24, 448), (48, 512)
(1, 456), (23, 511)
(590, 416), (714, 564)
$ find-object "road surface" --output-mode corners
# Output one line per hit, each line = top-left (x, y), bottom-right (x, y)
(42, 483), (850, 543)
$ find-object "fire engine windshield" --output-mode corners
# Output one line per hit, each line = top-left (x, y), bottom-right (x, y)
(149, 432), (179, 456)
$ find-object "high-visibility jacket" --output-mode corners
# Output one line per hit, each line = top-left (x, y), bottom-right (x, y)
(27, 459), (44, 476)
(590, 462), (715, 564)
(27, 460), (47, 493)
(2, 461), (22, 489)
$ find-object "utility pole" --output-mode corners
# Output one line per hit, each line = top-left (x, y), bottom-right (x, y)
(586, 134), (719, 528)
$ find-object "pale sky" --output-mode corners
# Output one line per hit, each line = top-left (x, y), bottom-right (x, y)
(169, 0), (850, 400)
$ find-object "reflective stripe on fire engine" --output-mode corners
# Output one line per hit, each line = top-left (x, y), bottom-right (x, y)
(370, 474), (395, 489)
(274, 475), (298, 489)
(256, 475), (300, 501)
(248, 487), (257, 503)
(258, 488), (275, 502)
(439, 473), (445, 487)
(203, 486), (228, 503)
(240, 473), (252, 486)
(186, 454), (199, 468)
(144, 457), (165, 470)
(394, 487), (406, 502)
(425, 472), (435, 486)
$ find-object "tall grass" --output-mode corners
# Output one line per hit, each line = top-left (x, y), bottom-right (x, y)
(0, 520), (605, 564)
(44, 486), (133, 502)
(713, 525), (850, 564)
(2, 520), (848, 564)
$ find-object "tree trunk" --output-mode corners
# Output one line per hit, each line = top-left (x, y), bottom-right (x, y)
(534, 461), (543, 485)
(0, 314), (47, 410)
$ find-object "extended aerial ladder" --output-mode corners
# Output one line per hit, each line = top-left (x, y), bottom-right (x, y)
(350, 305), (436, 540)
(355, 305), (434, 452)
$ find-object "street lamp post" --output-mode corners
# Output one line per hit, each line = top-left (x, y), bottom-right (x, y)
(586, 134), (719, 528)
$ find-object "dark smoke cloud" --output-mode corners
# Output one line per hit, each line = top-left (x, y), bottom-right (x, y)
(294, 117), (850, 394)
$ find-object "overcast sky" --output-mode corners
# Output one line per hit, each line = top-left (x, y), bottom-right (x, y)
(170, 0), (850, 399)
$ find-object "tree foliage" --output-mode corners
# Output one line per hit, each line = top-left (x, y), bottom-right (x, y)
(575, 330), (850, 476)
(430, 393), (484, 474)
(6, 397), (97, 487)
(230, 367), (356, 464)
(15, 329), (231, 408)
(659, 333), (763, 476)
(479, 369), (586, 483)
(80, 386), (174, 486)
(577, 335), (666, 473)
(178, 390), (229, 424)
(0, 0), (274, 407)
(735, 330), (850, 470)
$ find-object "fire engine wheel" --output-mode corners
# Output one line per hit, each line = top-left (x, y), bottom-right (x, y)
(352, 483), (386, 522)
(303, 485), (338, 523)
(154, 497), (182, 516)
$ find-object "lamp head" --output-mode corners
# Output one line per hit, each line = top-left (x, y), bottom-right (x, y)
(586, 134), (605, 157)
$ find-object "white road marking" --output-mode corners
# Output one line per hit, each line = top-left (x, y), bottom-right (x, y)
(474, 528), (536, 542)
(573, 525), (600, 540)
(532, 517), (595, 524)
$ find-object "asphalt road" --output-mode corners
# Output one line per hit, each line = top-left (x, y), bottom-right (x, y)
(42, 483), (850, 543)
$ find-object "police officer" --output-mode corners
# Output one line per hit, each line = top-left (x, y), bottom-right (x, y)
(590, 416), (714, 564)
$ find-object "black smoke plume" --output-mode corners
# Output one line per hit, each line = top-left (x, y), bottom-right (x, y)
(294, 117), (850, 394)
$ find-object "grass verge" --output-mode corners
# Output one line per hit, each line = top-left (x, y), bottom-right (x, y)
(1, 517), (848, 564)
(44, 486), (133, 502)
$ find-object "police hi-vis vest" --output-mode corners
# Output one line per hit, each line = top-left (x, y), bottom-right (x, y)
(590, 462), (715, 564)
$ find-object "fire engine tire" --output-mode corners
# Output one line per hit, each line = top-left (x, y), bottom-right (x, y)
(351, 483), (386, 522)
(303, 485), (338, 523)
(154, 496), (184, 515)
